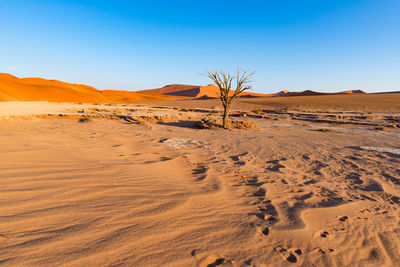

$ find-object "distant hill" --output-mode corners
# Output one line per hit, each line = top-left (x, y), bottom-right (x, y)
(137, 84), (268, 98)
(275, 89), (366, 97)
(277, 90), (291, 95)
(340, 90), (366, 94)
(0, 73), (176, 103)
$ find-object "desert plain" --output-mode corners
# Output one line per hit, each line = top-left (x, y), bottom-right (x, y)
(0, 75), (400, 267)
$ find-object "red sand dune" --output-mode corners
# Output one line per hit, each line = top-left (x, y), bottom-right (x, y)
(0, 73), (176, 103)
(138, 84), (268, 98)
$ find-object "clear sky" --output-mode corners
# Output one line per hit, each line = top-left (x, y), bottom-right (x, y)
(1, 0), (399, 93)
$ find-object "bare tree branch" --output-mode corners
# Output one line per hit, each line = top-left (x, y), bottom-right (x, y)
(206, 68), (254, 128)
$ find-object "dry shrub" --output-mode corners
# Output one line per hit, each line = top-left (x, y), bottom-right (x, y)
(195, 117), (258, 130)
(133, 115), (181, 124)
(134, 116), (158, 124)
(230, 120), (259, 129)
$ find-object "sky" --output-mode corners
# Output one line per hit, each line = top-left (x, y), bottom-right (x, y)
(1, 0), (399, 93)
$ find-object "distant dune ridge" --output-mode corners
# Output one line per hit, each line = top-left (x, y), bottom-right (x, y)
(277, 89), (366, 96)
(1, 73), (398, 104)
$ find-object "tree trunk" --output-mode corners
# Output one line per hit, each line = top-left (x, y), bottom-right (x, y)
(222, 105), (230, 129)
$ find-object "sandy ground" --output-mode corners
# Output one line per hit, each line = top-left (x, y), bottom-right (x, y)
(0, 102), (400, 266)
(143, 93), (400, 113)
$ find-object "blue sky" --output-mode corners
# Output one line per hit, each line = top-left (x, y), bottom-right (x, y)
(1, 0), (399, 93)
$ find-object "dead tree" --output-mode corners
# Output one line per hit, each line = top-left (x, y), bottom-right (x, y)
(206, 69), (254, 128)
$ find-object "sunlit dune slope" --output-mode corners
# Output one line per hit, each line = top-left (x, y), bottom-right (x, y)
(0, 73), (175, 103)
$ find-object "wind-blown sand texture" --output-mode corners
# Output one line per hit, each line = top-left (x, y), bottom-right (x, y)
(0, 102), (399, 266)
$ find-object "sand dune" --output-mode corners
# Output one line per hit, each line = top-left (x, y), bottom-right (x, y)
(137, 84), (268, 98)
(0, 73), (175, 103)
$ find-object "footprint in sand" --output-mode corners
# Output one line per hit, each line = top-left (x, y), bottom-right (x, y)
(275, 246), (302, 263)
(254, 200), (279, 226)
(198, 254), (231, 267)
(314, 230), (332, 239)
(253, 187), (266, 197)
(266, 159), (286, 172)
(259, 226), (269, 236)
(313, 247), (335, 254)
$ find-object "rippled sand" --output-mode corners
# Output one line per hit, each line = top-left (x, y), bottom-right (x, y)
(0, 102), (399, 266)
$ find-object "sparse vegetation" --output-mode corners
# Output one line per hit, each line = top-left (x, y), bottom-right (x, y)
(206, 69), (254, 128)
(195, 117), (258, 130)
